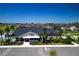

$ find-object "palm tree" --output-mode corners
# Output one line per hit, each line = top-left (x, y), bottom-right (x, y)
(39, 32), (44, 42)
(0, 30), (4, 45)
(10, 25), (16, 36)
(42, 27), (48, 43)
(5, 26), (11, 43)
(58, 29), (63, 38)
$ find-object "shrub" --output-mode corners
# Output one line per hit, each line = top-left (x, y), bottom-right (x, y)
(15, 37), (19, 41)
(52, 38), (60, 43)
(75, 37), (79, 44)
(6, 39), (10, 42)
(77, 37), (79, 41)
(49, 37), (53, 42)
(62, 35), (72, 44)
(49, 50), (57, 56)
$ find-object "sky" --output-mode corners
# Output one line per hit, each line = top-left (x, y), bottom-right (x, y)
(0, 3), (79, 23)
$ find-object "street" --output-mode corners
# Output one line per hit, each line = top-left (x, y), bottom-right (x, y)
(0, 47), (79, 56)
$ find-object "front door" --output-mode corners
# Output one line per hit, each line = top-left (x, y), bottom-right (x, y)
(25, 38), (29, 42)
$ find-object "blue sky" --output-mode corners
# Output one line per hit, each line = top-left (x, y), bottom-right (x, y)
(0, 3), (79, 23)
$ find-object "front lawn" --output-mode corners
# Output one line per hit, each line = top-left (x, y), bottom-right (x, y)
(50, 42), (73, 45)
(62, 31), (79, 36)
(0, 25), (7, 30)
(0, 39), (23, 46)
(30, 36), (73, 45)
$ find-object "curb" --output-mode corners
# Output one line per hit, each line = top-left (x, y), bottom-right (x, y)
(0, 45), (79, 48)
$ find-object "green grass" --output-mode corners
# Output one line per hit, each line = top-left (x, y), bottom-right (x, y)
(50, 42), (73, 45)
(0, 39), (23, 46)
(0, 25), (16, 30)
(49, 50), (57, 56)
(30, 42), (47, 45)
(62, 31), (79, 36)
(0, 25), (6, 30)
(70, 33), (79, 36)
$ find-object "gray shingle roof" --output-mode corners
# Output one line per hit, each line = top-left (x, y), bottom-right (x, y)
(13, 26), (60, 37)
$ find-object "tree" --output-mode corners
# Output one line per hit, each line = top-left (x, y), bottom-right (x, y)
(77, 37), (79, 42)
(62, 35), (72, 44)
(42, 27), (48, 43)
(52, 38), (60, 43)
(0, 30), (4, 45)
(5, 26), (11, 43)
(58, 29), (63, 38)
(39, 33), (44, 42)
(49, 37), (53, 42)
(10, 25), (15, 31)
(16, 37), (21, 45)
(49, 50), (57, 56)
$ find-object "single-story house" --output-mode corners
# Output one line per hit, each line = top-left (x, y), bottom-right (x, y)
(61, 26), (71, 31)
(70, 26), (77, 31)
(12, 26), (60, 43)
(61, 25), (79, 31)
(76, 26), (79, 32)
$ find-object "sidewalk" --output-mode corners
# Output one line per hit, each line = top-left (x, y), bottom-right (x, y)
(0, 45), (79, 48)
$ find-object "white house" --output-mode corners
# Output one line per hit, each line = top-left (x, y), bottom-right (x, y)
(19, 32), (40, 43)
(70, 26), (77, 31)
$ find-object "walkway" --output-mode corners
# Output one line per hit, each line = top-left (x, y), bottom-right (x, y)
(22, 42), (31, 46)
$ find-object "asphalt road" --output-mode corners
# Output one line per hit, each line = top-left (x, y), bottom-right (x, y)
(0, 47), (79, 56)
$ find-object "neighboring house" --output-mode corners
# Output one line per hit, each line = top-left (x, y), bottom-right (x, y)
(47, 30), (60, 39)
(12, 26), (60, 43)
(61, 26), (78, 31)
(70, 26), (77, 31)
(61, 26), (70, 31)
(76, 26), (79, 32)
(70, 25), (79, 32)
(71, 35), (79, 40)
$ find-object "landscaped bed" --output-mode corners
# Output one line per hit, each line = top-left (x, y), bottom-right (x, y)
(62, 31), (79, 36)
(74, 40), (79, 44)
(30, 42), (73, 45)
(30, 36), (74, 45)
